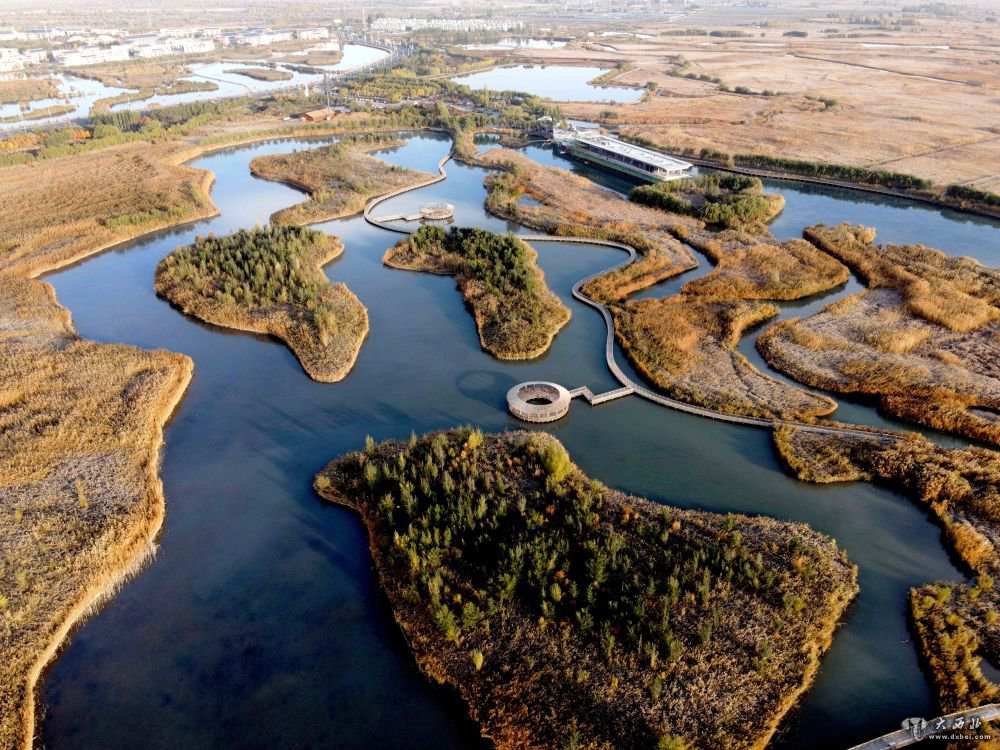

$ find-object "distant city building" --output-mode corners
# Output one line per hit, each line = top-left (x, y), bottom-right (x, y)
(296, 27), (330, 40)
(371, 17), (523, 33)
(24, 48), (48, 65)
(53, 44), (130, 66)
(0, 48), (25, 72)
(0, 28), (24, 41)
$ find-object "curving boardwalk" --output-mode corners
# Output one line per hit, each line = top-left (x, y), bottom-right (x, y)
(846, 703), (1000, 749)
(362, 145), (901, 440)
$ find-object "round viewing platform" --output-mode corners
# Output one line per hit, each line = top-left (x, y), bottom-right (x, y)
(507, 382), (572, 423)
(419, 202), (455, 221)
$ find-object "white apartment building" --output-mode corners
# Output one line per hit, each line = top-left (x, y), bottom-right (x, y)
(296, 28), (330, 40)
(54, 44), (131, 66)
(0, 48), (25, 72)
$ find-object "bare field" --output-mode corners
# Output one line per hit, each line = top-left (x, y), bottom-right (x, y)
(520, 21), (1000, 187)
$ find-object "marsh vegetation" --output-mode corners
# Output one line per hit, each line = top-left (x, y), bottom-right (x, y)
(316, 429), (857, 750)
(759, 223), (1000, 444)
(250, 136), (433, 225)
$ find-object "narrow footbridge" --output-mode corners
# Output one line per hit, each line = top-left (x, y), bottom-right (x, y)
(362, 145), (902, 441)
(847, 703), (1000, 749)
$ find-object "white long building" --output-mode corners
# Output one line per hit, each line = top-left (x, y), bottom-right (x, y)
(553, 126), (692, 183)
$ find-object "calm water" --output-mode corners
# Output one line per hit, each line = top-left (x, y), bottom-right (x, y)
(38, 132), (1000, 749)
(0, 73), (128, 131)
(451, 65), (645, 103)
(0, 45), (388, 130)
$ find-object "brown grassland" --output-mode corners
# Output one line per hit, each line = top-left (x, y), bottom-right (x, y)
(0, 141), (217, 279)
(614, 297), (836, 420)
(0, 78), (61, 105)
(476, 148), (700, 302)
(519, 15), (1000, 190)
(250, 137), (434, 225)
(759, 223), (1000, 445)
(774, 426), (1000, 727)
(0, 277), (192, 750)
(155, 226), (368, 383)
(677, 227), (850, 300)
(316, 428), (857, 750)
(384, 226), (570, 360)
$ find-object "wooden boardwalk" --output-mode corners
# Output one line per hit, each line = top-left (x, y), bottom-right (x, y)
(847, 703), (1000, 749)
(363, 143), (903, 441)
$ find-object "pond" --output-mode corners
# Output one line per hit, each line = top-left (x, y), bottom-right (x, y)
(0, 44), (390, 129)
(451, 64), (645, 103)
(37, 130), (999, 750)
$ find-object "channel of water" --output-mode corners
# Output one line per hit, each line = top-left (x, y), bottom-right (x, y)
(38, 131), (999, 749)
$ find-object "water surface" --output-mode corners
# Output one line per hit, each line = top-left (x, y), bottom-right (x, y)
(451, 65), (644, 103)
(38, 131), (997, 750)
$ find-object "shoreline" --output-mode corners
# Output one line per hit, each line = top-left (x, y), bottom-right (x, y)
(19, 330), (194, 750)
(155, 236), (370, 384)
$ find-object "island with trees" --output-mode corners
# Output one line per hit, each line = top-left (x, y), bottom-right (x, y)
(383, 225), (570, 360)
(249, 136), (434, 225)
(155, 224), (367, 382)
(315, 428), (858, 750)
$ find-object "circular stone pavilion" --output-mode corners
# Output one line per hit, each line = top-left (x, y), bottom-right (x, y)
(506, 382), (572, 423)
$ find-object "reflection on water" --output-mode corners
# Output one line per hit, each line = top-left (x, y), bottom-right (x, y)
(451, 64), (644, 103)
(38, 131), (999, 750)
(0, 45), (389, 130)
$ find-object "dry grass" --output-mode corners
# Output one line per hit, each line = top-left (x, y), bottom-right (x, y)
(224, 67), (293, 82)
(615, 297), (836, 419)
(680, 227), (850, 300)
(774, 426), (1000, 724)
(155, 229), (368, 382)
(0, 277), (192, 750)
(250, 137), (433, 225)
(0, 141), (217, 279)
(805, 223), (1000, 333)
(317, 428), (857, 750)
(68, 62), (200, 90)
(759, 227), (1000, 444)
(0, 78), (61, 105)
(531, 22), (1000, 187)
(477, 149), (700, 302)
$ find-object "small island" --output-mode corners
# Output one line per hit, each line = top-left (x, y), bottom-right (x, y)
(315, 428), (858, 750)
(154, 225), (368, 382)
(759, 223), (1000, 445)
(630, 173), (785, 229)
(383, 225), (570, 360)
(224, 66), (293, 82)
(250, 137), (435, 225)
(774, 425), (1000, 716)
